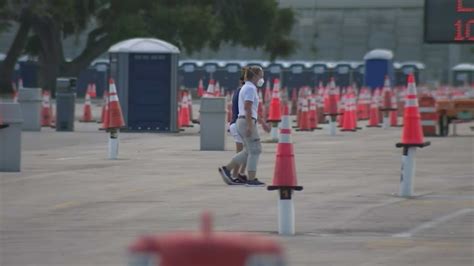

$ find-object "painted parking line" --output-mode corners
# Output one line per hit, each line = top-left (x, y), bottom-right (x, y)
(393, 208), (473, 238)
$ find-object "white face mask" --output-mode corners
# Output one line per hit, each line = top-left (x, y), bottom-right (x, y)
(257, 78), (264, 87)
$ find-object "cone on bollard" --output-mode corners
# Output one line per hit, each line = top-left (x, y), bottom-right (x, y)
(41, 90), (54, 127)
(264, 79), (272, 104)
(268, 106), (302, 235)
(267, 79), (282, 123)
(396, 74), (430, 198)
(197, 79), (204, 97)
(80, 89), (95, 122)
(324, 78), (340, 136)
(341, 88), (357, 132)
(106, 79), (125, 160)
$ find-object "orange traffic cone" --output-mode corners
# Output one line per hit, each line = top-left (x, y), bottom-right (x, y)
(316, 85), (325, 124)
(357, 87), (371, 120)
(267, 79), (282, 123)
(180, 91), (191, 127)
(90, 83), (97, 98)
(325, 78), (339, 136)
(309, 91), (321, 130)
(187, 90), (195, 124)
(204, 79), (215, 97)
(41, 90), (53, 127)
(341, 88), (357, 132)
(197, 79), (204, 97)
(367, 90), (381, 128)
(214, 81), (221, 97)
(106, 79), (125, 129)
(80, 89), (95, 122)
(380, 76), (397, 129)
(296, 91), (311, 131)
(338, 90), (346, 128)
(268, 111), (302, 190)
(400, 74), (425, 145)
(390, 92), (400, 127)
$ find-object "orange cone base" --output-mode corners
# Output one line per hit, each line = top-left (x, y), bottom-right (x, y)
(268, 185), (303, 191)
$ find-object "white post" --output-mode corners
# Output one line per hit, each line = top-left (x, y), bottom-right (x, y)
(382, 114), (390, 129)
(400, 147), (416, 197)
(329, 117), (337, 136)
(108, 129), (119, 160)
(278, 198), (295, 235)
(271, 123), (279, 141)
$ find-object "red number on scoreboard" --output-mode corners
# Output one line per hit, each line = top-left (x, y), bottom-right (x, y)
(454, 20), (474, 41)
(457, 0), (474, 12)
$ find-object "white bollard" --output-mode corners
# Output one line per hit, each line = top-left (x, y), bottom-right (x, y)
(278, 198), (295, 235)
(382, 115), (390, 129)
(400, 147), (416, 197)
(108, 129), (119, 160)
(329, 118), (337, 136)
(270, 123), (279, 141)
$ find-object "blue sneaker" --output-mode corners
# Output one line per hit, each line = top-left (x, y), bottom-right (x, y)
(245, 178), (266, 187)
(218, 166), (233, 185)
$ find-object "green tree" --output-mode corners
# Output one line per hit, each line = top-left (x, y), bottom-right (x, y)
(0, 0), (296, 95)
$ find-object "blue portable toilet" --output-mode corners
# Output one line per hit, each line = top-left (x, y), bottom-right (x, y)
(352, 62), (365, 90)
(18, 56), (39, 88)
(92, 59), (110, 98)
(178, 60), (205, 90)
(108, 38), (180, 132)
(334, 62), (352, 88)
(363, 49), (394, 90)
(401, 62), (425, 86)
(283, 62), (310, 89)
(452, 63), (474, 87)
(218, 61), (243, 92)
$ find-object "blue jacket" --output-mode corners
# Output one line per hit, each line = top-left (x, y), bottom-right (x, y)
(230, 87), (241, 125)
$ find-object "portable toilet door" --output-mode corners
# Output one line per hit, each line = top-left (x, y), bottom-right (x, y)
(179, 61), (204, 90)
(401, 62), (425, 86)
(452, 63), (474, 87)
(284, 63), (309, 89)
(221, 62), (243, 92)
(203, 61), (219, 85)
(310, 62), (330, 87)
(363, 49), (394, 90)
(77, 66), (97, 97)
(92, 60), (109, 98)
(18, 59), (39, 88)
(334, 62), (352, 88)
(352, 63), (365, 89)
(393, 62), (404, 87)
(212, 61), (233, 91)
(266, 62), (284, 87)
(108, 38), (180, 132)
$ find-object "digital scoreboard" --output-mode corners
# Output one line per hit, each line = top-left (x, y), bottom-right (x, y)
(425, 0), (474, 43)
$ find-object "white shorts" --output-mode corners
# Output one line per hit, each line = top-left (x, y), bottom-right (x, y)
(229, 123), (243, 144)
